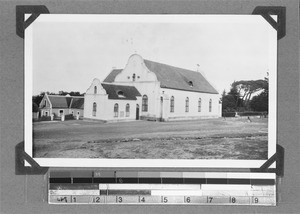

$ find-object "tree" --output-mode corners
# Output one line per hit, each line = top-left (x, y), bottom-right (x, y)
(227, 83), (243, 110)
(222, 94), (237, 112)
(32, 102), (39, 113)
(250, 91), (268, 111)
(231, 79), (268, 111)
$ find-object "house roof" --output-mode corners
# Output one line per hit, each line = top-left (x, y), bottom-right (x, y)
(70, 97), (84, 109)
(101, 83), (141, 100)
(103, 58), (218, 94)
(46, 95), (84, 109)
(47, 95), (73, 108)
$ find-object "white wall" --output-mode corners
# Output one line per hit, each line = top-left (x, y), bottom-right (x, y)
(160, 88), (221, 120)
(84, 78), (141, 121)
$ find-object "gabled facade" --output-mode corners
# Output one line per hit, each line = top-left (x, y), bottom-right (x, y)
(84, 79), (142, 121)
(92, 54), (221, 121)
(39, 94), (84, 118)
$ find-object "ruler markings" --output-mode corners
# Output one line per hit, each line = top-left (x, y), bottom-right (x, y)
(48, 171), (276, 205)
(49, 195), (276, 205)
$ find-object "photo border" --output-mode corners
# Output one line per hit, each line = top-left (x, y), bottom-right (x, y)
(24, 14), (277, 168)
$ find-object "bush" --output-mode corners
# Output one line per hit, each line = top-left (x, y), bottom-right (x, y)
(40, 116), (51, 121)
(222, 112), (236, 117)
(238, 111), (267, 117)
(64, 114), (74, 120)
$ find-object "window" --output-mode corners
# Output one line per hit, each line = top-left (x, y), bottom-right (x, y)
(209, 99), (212, 112)
(185, 97), (189, 112)
(198, 98), (202, 112)
(59, 109), (64, 116)
(132, 73), (136, 81)
(94, 86), (97, 94)
(142, 95), (148, 112)
(188, 81), (193, 87)
(44, 100), (46, 107)
(126, 104), (130, 117)
(77, 111), (80, 115)
(170, 96), (174, 113)
(92, 102), (97, 116)
(117, 90), (125, 98)
(114, 103), (119, 117)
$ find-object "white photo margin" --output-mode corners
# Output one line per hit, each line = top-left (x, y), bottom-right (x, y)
(24, 14), (277, 168)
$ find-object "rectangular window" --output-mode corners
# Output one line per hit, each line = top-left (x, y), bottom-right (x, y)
(198, 98), (201, 112)
(126, 104), (130, 117)
(170, 96), (174, 113)
(114, 104), (119, 117)
(142, 95), (148, 112)
(185, 98), (189, 112)
(59, 109), (64, 116)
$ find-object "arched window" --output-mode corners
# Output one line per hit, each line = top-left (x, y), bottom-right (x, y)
(114, 103), (119, 117)
(198, 98), (202, 112)
(92, 102), (97, 116)
(126, 103), (130, 117)
(185, 97), (189, 112)
(94, 86), (97, 94)
(142, 95), (148, 112)
(170, 96), (174, 113)
(209, 99), (212, 112)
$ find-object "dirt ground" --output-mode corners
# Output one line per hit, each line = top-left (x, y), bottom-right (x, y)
(33, 117), (268, 159)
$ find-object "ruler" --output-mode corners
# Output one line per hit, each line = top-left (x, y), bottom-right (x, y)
(48, 171), (276, 205)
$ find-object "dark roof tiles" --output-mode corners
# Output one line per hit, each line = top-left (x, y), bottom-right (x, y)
(101, 83), (141, 100)
(47, 96), (73, 108)
(144, 60), (218, 94)
(46, 95), (84, 109)
(70, 97), (84, 109)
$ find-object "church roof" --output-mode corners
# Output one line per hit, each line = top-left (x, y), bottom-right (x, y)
(103, 58), (218, 94)
(101, 83), (141, 100)
(103, 69), (123, 83)
(144, 60), (218, 94)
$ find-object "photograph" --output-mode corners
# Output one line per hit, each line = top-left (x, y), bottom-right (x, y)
(24, 14), (277, 167)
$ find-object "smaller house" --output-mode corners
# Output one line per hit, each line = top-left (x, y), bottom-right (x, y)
(39, 94), (84, 118)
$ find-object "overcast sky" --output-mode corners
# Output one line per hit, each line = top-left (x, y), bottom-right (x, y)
(29, 15), (276, 96)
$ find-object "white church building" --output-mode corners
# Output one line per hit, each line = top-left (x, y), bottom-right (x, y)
(84, 54), (221, 122)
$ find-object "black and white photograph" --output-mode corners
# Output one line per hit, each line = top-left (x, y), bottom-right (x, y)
(25, 14), (277, 167)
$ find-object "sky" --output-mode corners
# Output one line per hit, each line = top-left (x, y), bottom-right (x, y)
(29, 15), (276, 96)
